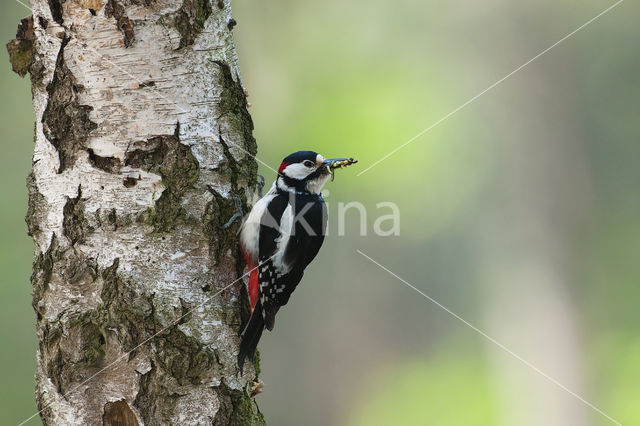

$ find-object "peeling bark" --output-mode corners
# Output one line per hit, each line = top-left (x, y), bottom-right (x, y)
(6, 16), (35, 77)
(9, 0), (263, 424)
(42, 35), (98, 173)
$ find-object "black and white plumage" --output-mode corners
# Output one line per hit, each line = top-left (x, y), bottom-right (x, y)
(237, 151), (355, 373)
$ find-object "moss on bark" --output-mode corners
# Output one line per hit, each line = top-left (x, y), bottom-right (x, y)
(214, 60), (258, 186)
(169, 0), (213, 49)
(125, 126), (200, 231)
(6, 16), (34, 78)
(214, 382), (265, 425)
(62, 186), (91, 244)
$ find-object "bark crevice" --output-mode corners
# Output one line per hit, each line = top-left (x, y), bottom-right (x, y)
(42, 37), (98, 173)
(48, 0), (64, 25)
(88, 149), (122, 174)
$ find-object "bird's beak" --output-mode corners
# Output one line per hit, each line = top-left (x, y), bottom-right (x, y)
(321, 158), (358, 181)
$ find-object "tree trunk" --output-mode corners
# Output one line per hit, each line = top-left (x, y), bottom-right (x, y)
(476, 29), (590, 425)
(8, 0), (264, 424)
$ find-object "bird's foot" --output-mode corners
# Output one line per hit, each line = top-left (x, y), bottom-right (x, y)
(256, 174), (265, 198)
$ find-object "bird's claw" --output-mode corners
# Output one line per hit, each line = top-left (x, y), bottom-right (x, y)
(256, 174), (265, 198)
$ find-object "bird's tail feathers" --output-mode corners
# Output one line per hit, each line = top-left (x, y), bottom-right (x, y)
(238, 301), (265, 375)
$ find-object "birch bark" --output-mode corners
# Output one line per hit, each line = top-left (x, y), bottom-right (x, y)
(8, 0), (264, 424)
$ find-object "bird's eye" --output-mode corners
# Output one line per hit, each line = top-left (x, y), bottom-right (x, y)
(303, 160), (315, 167)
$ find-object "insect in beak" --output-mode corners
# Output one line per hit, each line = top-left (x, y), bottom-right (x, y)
(322, 158), (358, 181)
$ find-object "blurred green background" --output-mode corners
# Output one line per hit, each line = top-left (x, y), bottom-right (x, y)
(2, 0), (639, 424)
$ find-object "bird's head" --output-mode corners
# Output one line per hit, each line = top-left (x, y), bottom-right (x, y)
(276, 151), (357, 194)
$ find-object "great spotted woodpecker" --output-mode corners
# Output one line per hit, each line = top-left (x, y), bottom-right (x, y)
(237, 151), (357, 372)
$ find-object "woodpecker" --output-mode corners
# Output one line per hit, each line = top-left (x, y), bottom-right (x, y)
(237, 151), (357, 373)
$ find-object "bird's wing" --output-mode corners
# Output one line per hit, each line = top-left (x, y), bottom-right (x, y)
(258, 196), (327, 330)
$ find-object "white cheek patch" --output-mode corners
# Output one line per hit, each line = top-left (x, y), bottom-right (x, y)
(283, 162), (315, 179)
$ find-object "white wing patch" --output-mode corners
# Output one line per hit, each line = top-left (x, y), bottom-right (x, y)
(272, 203), (294, 273)
(239, 192), (276, 263)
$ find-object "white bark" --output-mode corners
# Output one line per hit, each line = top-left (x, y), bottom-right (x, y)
(11, 0), (263, 424)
